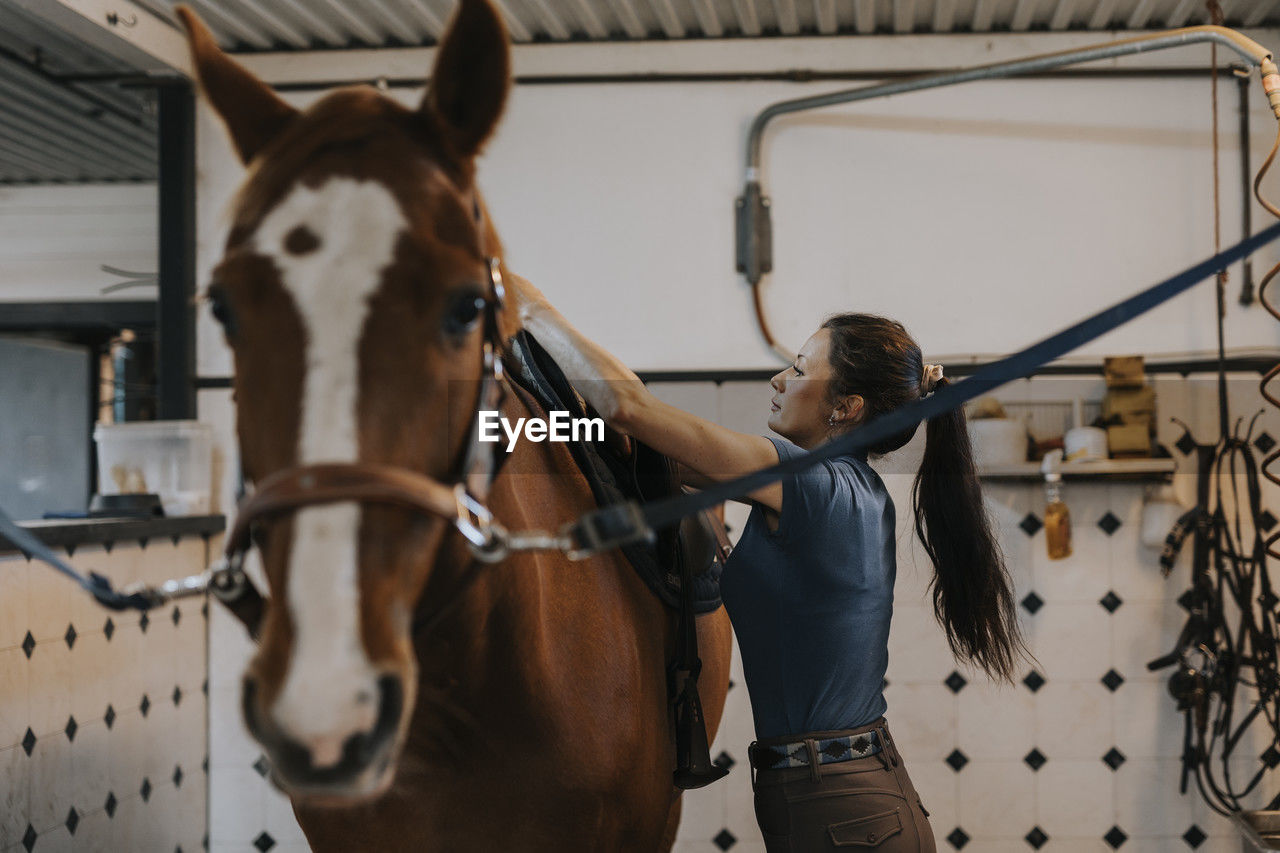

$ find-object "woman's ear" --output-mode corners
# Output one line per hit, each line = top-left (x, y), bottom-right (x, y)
(840, 395), (866, 424)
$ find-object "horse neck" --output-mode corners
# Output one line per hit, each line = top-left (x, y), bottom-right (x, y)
(412, 373), (647, 656)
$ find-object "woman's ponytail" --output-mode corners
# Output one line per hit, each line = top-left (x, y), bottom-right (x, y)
(910, 377), (1027, 682)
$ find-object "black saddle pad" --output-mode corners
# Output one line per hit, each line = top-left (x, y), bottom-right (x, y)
(505, 329), (723, 613)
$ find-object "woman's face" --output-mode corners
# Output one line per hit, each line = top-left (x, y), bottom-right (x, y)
(768, 328), (861, 449)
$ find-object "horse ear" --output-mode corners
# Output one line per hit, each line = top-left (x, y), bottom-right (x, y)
(175, 5), (298, 164)
(424, 0), (511, 159)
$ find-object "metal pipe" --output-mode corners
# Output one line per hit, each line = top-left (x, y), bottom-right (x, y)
(746, 27), (1272, 170)
(1239, 68), (1256, 305)
(736, 26), (1280, 289)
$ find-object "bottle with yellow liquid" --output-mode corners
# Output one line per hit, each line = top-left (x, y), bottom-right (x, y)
(1042, 449), (1073, 560)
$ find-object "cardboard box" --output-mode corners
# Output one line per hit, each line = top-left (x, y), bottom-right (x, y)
(1104, 356), (1146, 388)
(1108, 424), (1151, 457)
(1103, 386), (1156, 430)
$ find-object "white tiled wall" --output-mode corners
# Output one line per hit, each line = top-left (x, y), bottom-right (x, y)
(0, 537), (210, 852)
(201, 374), (1279, 852)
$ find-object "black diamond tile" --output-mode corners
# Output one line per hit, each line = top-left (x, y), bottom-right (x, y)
(712, 828), (736, 851)
(1021, 591), (1044, 615)
(946, 749), (968, 772)
(253, 755), (270, 778)
(64, 623), (77, 650)
(1104, 826), (1128, 848)
(102, 540), (114, 553)
(65, 544), (76, 557)
(1262, 745), (1280, 769)
(1099, 591), (1123, 613)
(1102, 669), (1125, 692)
(1103, 747), (1126, 770)
(64, 716), (77, 742)
(946, 827), (970, 849)
(103, 617), (115, 641)
(1176, 432), (1197, 455)
(104, 704), (116, 729)
(1023, 748), (1047, 771)
(65, 807), (79, 835)
(173, 685), (183, 707)
(140, 694), (151, 717)
(138, 537), (149, 550)
(1026, 826), (1049, 849)
(21, 631), (34, 659)
(1097, 511), (1122, 536)
(1182, 825), (1207, 848)
(945, 671), (968, 694)
(1023, 670), (1046, 693)
(713, 750), (735, 770)
(1256, 431), (1276, 454)
(202, 755), (209, 775)
(140, 777), (152, 802)
(173, 765), (183, 788)
(104, 791), (117, 818)
(21, 728), (35, 756)
(139, 612), (150, 633)
(22, 824), (35, 853)
(254, 833), (276, 852)
(1261, 510), (1278, 533)
(1019, 513), (1043, 536)
(727, 678), (735, 691)
(172, 605), (181, 627)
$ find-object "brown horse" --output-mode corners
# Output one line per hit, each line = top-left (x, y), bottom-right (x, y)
(178, 2), (732, 849)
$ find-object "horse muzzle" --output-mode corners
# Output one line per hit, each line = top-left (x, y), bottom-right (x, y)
(242, 673), (405, 801)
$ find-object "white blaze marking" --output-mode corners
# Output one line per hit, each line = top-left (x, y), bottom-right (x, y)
(255, 177), (407, 760)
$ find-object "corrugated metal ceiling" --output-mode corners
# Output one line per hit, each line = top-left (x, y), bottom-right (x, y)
(3, 0), (1280, 184)
(134, 0), (1280, 50)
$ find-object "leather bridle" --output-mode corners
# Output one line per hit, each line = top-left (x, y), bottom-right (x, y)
(202, 202), (657, 632)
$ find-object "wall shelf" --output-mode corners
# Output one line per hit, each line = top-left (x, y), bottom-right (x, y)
(978, 459), (1177, 482)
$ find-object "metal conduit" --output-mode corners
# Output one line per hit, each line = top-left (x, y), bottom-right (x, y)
(735, 25), (1280, 361)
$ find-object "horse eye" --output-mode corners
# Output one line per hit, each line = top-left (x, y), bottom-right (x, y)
(208, 287), (238, 340)
(444, 290), (486, 337)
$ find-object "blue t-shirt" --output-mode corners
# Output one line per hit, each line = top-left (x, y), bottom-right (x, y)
(720, 435), (896, 739)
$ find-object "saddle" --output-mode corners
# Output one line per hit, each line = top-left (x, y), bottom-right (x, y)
(505, 328), (730, 790)
(505, 329), (727, 613)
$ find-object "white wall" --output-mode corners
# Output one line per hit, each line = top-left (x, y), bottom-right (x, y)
(0, 185), (156, 303)
(194, 67), (1280, 375)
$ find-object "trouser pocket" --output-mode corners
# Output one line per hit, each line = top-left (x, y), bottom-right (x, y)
(827, 807), (903, 848)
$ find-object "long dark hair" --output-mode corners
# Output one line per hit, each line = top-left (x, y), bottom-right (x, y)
(821, 313), (1027, 682)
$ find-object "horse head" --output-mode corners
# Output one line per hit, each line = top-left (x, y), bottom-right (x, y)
(179, 0), (513, 802)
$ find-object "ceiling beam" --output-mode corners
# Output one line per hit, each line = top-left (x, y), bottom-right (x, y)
(8, 0), (190, 74)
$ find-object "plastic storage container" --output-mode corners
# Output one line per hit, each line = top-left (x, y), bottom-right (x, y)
(94, 420), (213, 517)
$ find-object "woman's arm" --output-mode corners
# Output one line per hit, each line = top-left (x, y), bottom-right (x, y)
(508, 272), (782, 511)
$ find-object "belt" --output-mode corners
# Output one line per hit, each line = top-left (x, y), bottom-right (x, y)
(748, 730), (883, 770)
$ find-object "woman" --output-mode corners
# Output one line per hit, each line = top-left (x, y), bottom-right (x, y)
(508, 274), (1026, 853)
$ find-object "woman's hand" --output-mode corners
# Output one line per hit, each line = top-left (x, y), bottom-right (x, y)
(505, 270), (552, 326)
